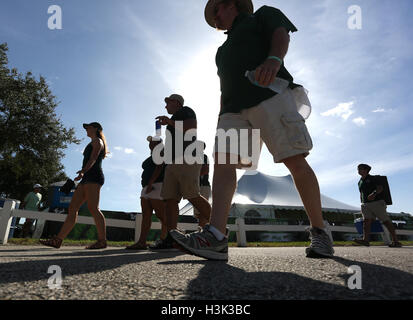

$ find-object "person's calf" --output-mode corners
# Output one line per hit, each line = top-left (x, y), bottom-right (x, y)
(283, 155), (324, 229)
(189, 196), (211, 227)
(363, 219), (372, 242)
(383, 220), (399, 242)
(165, 199), (179, 231)
(210, 162), (237, 234)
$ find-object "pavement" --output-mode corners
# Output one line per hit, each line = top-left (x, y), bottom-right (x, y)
(0, 245), (412, 300)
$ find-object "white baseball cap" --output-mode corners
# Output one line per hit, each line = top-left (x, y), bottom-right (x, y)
(33, 184), (42, 189)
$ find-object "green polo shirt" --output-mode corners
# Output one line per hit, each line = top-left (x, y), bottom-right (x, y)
(216, 6), (300, 115)
(358, 175), (385, 203)
(24, 191), (42, 211)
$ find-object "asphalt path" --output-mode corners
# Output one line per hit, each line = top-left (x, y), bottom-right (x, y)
(0, 245), (412, 300)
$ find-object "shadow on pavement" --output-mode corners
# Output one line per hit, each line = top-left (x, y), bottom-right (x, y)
(0, 248), (184, 285)
(159, 255), (413, 300)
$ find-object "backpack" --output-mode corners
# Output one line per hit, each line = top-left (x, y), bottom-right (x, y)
(374, 175), (392, 205)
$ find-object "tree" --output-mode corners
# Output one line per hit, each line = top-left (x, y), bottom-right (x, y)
(0, 43), (80, 201)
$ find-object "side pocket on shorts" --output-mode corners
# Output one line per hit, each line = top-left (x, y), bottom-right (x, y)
(280, 112), (313, 150)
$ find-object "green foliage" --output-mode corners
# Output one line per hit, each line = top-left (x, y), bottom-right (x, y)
(0, 43), (80, 201)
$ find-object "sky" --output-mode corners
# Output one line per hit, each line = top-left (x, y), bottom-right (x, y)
(1, 0), (413, 215)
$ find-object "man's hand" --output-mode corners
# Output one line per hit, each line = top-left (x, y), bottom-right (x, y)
(254, 58), (281, 87)
(367, 192), (376, 201)
(156, 116), (171, 126)
(145, 184), (154, 194)
(74, 170), (84, 182)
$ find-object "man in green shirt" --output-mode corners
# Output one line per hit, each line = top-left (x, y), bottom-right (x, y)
(354, 164), (402, 247)
(170, 0), (334, 260)
(21, 184), (42, 237)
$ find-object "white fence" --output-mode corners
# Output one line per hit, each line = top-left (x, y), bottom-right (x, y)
(1, 200), (413, 246)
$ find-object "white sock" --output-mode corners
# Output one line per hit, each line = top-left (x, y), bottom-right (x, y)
(208, 225), (226, 241)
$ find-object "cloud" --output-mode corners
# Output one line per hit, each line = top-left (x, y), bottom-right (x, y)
(113, 146), (136, 154)
(352, 117), (366, 127)
(372, 107), (393, 113)
(321, 102), (355, 120)
(325, 130), (342, 139)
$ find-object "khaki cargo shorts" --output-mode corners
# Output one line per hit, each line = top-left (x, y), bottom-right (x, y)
(361, 200), (391, 222)
(160, 164), (202, 201)
(214, 88), (313, 169)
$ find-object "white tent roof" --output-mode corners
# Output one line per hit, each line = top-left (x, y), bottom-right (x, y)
(232, 171), (359, 212)
(180, 171), (360, 215)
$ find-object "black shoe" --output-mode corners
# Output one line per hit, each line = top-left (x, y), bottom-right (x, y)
(149, 234), (174, 250)
(388, 241), (402, 248)
(353, 238), (370, 247)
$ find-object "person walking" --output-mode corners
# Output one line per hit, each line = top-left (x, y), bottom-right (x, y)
(170, 0), (334, 260)
(126, 136), (168, 250)
(354, 164), (402, 247)
(40, 122), (109, 249)
(20, 184), (43, 238)
(151, 94), (211, 249)
(194, 143), (211, 224)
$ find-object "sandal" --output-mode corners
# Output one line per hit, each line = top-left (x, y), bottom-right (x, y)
(39, 236), (63, 249)
(85, 240), (107, 250)
(353, 238), (370, 247)
(125, 242), (148, 250)
(389, 241), (402, 248)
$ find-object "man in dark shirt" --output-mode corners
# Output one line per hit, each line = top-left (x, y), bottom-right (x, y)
(153, 94), (211, 249)
(354, 164), (401, 247)
(170, 0), (333, 260)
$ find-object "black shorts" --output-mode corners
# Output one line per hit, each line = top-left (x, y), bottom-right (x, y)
(80, 169), (105, 186)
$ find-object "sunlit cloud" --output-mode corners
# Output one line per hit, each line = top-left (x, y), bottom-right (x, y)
(325, 130), (343, 139)
(113, 146), (136, 155)
(352, 117), (366, 126)
(372, 107), (393, 113)
(321, 102), (355, 120)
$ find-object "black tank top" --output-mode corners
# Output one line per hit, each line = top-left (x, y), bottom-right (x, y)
(82, 142), (105, 172)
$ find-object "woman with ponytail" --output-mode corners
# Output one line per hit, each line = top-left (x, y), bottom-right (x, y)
(40, 122), (109, 249)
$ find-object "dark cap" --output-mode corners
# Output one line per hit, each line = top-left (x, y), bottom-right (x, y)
(83, 122), (103, 131)
(165, 94), (184, 106)
(358, 164), (372, 172)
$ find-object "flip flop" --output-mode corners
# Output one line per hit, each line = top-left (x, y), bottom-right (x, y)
(39, 236), (63, 248)
(353, 238), (370, 247)
(388, 241), (402, 248)
(125, 243), (148, 250)
(85, 240), (107, 250)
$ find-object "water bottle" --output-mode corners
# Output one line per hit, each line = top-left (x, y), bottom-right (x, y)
(154, 120), (162, 141)
(245, 70), (289, 94)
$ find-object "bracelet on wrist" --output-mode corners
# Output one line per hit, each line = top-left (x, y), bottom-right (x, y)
(267, 55), (283, 64)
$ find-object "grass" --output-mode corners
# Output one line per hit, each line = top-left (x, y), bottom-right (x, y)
(6, 238), (413, 247)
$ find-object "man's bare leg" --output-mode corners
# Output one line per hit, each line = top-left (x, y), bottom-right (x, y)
(283, 155), (324, 229)
(188, 196), (211, 227)
(165, 199), (179, 231)
(210, 159), (238, 234)
(363, 218), (372, 242)
(382, 220), (399, 242)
